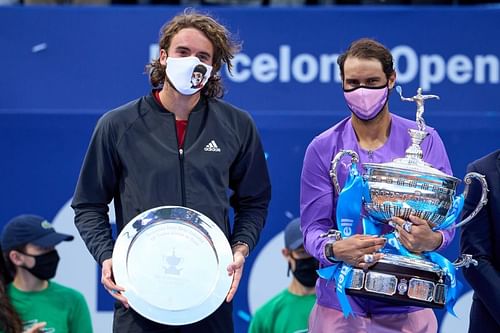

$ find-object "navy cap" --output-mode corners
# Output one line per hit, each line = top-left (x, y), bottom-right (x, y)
(1, 214), (74, 252)
(284, 217), (303, 250)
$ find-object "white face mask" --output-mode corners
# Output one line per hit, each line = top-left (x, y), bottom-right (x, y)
(165, 56), (213, 96)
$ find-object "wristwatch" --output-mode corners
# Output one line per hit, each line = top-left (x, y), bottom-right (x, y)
(321, 229), (342, 263)
(231, 241), (250, 258)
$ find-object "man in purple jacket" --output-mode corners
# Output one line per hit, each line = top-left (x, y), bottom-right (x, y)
(300, 38), (454, 332)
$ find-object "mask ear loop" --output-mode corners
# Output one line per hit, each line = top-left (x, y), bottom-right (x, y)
(287, 251), (300, 277)
(15, 251), (35, 271)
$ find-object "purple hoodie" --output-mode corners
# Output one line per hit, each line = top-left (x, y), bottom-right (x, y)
(300, 114), (454, 315)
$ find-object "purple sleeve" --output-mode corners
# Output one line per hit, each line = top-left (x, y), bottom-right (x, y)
(422, 128), (455, 251)
(300, 140), (336, 266)
(437, 230), (453, 251)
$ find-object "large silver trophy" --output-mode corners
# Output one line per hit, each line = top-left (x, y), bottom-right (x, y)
(329, 87), (489, 308)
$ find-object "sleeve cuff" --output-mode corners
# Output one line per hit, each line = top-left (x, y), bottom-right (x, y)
(435, 230), (446, 251)
(231, 241), (250, 258)
(98, 250), (114, 266)
(317, 237), (334, 266)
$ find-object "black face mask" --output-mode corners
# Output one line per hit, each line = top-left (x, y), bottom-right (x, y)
(290, 256), (319, 288)
(21, 250), (60, 280)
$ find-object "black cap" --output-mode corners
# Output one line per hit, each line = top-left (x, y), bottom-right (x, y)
(1, 214), (73, 252)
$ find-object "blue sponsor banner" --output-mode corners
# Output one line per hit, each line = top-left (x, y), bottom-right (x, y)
(0, 6), (499, 333)
(1, 6), (500, 114)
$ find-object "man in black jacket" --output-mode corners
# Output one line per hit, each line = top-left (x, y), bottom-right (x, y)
(460, 149), (500, 333)
(72, 9), (271, 333)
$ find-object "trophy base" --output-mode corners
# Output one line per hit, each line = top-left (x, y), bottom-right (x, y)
(346, 254), (446, 309)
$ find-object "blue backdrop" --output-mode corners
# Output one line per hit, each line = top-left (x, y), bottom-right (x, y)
(1, 5), (499, 333)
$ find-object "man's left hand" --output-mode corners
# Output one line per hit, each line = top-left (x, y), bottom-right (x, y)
(225, 245), (247, 302)
(391, 215), (442, 253)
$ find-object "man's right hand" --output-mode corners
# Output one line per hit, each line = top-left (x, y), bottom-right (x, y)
(330, 234), (386, 269)
(101, 258), (129, 308)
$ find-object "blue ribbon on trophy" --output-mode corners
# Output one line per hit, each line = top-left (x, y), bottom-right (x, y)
(352, 211), (463, 316)
(427, 193), (464, 315)
(317, 162), (364, 318)
(319, 160), (467, 317)
(425, 251), (462, 316)
(383, 231), (420, 259)
(380, 194), (465, 315)
(435, 194), (464, 231)
(382, 231), (462, 315)
(360, 187), (383, 237)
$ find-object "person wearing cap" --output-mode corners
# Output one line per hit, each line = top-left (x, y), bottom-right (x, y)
(248, 218), (318, 333)
(0, 214), (93, 333)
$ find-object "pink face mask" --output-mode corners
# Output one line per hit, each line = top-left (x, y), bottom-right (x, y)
(343, 85), (389, 120)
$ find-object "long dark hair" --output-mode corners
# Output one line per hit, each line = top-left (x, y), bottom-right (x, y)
(0, 246), (23, 333)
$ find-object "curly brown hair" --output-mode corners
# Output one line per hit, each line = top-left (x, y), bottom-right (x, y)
(337, 38), (395, 80)
(146, 9), (241, 98)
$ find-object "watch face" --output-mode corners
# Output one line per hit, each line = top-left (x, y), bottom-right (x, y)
(325, 241), (339, 262)
(325, 242), (334, 258)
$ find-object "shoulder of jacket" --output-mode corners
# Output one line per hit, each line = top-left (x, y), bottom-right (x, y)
(96, 96), (153, 140)
(391, 114), (416, 129)
(470, 149), (500, 171)
(207, 98), (252, 122)
(99, 97), (147, 124)
(311, 117), (349, 147)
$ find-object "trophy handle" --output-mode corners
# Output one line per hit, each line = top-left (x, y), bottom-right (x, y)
(453, 254), (478, 268)
(330, 150), (359, 195)
(452, 172), (489, 229)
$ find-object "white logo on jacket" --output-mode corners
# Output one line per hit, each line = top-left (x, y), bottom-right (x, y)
(204, 140), (221, 152)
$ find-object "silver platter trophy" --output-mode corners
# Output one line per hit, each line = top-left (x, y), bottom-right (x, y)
(329, 87), (489, 308)
(112, 206), (233, 325)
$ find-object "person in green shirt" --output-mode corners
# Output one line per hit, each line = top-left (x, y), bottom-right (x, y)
(248, 218), (318, 333)
(1, 245), (46, 333)
(1, 214), (93, 333)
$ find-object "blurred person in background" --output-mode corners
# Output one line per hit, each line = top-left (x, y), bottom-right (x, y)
(1, 246), (46, 333)
(249, 217), (317, 333)
(0, 214), (93, 333)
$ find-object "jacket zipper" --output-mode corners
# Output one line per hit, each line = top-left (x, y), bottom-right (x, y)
(173, 116), (187, 206)
(178, 147), (186, 206)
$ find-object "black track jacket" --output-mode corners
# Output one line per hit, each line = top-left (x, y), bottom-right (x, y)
(72, 93), (271, 265)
